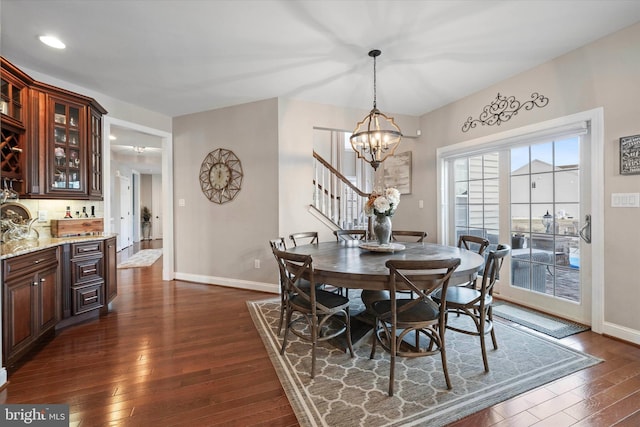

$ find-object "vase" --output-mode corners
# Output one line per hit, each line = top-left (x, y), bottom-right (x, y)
(142, 222), (151, 240)
(374, 215), (392, 245)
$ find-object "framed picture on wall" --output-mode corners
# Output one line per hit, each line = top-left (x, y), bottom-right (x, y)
(383, 151), (412, 194)
(620, 134), (640, 175)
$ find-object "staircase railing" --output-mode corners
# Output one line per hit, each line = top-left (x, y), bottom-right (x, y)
(312, 151), (370, 231)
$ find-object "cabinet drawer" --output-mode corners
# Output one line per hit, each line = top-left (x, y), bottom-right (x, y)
(71, 256), (103, 284)
(72, 281), (104, 315)
(71, 240), (103, 258)
(3, 247), (58, 280)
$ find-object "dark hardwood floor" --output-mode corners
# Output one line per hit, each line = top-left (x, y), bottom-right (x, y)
(2, 240), (639, 426)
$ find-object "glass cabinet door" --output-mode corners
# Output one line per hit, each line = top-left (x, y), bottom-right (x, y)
(49, 98), (85, 194)
(88, 107), (103, 198)
(1, 75), (24, 123)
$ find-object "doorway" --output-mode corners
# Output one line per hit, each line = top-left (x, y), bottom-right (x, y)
(103, 117), (174, 281)
(117, 175), (132, 251)
(438, 109), (604, 330)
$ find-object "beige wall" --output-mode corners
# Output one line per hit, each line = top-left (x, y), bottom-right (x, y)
(172, 98), (280, 288)
(277, 98), (421, 244)
(416, 22), (640, 333)
(171, 98), (419, 289)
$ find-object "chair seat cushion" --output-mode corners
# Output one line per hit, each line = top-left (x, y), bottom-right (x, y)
(297, 278), (323, 291)
(371, 298), (440, 323)
(433, 287), (492, 307)
(361, 290), (391, 309)
(291, 289), (350, 310)
(361, 290), (413, 310)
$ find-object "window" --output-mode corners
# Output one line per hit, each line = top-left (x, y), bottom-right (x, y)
(510, 137), (581, 301)
(453, 153), (500, 248)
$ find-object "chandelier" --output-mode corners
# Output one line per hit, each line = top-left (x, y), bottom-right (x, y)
(350, 49), (402, 170)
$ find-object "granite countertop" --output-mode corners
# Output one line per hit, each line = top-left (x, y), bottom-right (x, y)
(0, 233), (117, 260)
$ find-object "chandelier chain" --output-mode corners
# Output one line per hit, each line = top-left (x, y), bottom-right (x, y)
(373, 54), (377, 109)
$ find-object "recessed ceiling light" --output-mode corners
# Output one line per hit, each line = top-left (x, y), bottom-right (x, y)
(39, 35), (66, 49)
(109, 135), (117, 140)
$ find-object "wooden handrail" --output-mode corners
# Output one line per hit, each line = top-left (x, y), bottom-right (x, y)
(313, 151), (369, 198)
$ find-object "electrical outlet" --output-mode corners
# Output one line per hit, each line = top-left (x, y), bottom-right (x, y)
(254, 259), (260, 269)
(38, 210), (48, 222)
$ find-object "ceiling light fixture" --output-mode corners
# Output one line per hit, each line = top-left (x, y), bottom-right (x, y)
(39, 35), (66, 49)
(349, 49), (402, 171)
(133, 146), (146, 154)
(109, 135), (117, 141)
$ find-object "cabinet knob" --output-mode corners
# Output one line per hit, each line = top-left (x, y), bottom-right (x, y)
(40, 278), (46, 283)
(32, 281), (38, 286)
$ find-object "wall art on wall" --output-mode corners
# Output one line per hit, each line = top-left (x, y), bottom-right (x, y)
(383, 151), (412, 194)
(462, 92), (549, 132)
(199, 148), (244, 204)
(620, 134), (640, 175)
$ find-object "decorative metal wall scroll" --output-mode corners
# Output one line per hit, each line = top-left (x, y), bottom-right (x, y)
(462, 92), (549, 132)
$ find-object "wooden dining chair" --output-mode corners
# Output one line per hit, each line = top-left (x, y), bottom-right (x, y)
(458, 234), (490, 289)
(433, 244), (510, 372)
(334, 229), (368, 241)
(458, 234), (491, 255)
(368, 257), (460, 396)
(273, 247), (354, 378)
(289, 231), (318, 247)
(331, 229), (368, 296)
(269, 237), (289, 335)
(391, 230), (427, 242)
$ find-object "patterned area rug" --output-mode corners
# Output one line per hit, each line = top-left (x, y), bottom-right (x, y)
(247, 295), (601, 427)
(117, 249), (163, 269)
(492, 301), (590, 339)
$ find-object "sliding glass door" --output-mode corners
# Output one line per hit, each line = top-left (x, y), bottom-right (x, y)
(443, 123), (593, 324)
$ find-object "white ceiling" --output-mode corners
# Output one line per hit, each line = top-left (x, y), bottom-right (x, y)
(3, 0), (640, 119)
(109, 125), (163, 174)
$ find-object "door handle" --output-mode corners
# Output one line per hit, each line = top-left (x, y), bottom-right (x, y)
(579, 214), (591, 244)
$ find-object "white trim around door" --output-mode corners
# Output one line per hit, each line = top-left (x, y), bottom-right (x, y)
(437, 108), (604, 334)
(103, 117), (174, 281)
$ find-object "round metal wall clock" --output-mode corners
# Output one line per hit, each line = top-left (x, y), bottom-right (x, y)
(199, 148), (243, 204)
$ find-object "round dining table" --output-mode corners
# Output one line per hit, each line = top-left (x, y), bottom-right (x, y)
(286, 241), (485, 290)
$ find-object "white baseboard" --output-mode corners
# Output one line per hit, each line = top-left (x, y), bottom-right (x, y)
(174, 272), (279, 295)
(602, 321), (640, 346)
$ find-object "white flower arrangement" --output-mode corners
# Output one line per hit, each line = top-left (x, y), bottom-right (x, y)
(364, 187), (401, 217)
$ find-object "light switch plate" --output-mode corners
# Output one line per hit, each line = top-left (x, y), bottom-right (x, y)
(611, 193), (640, 208)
